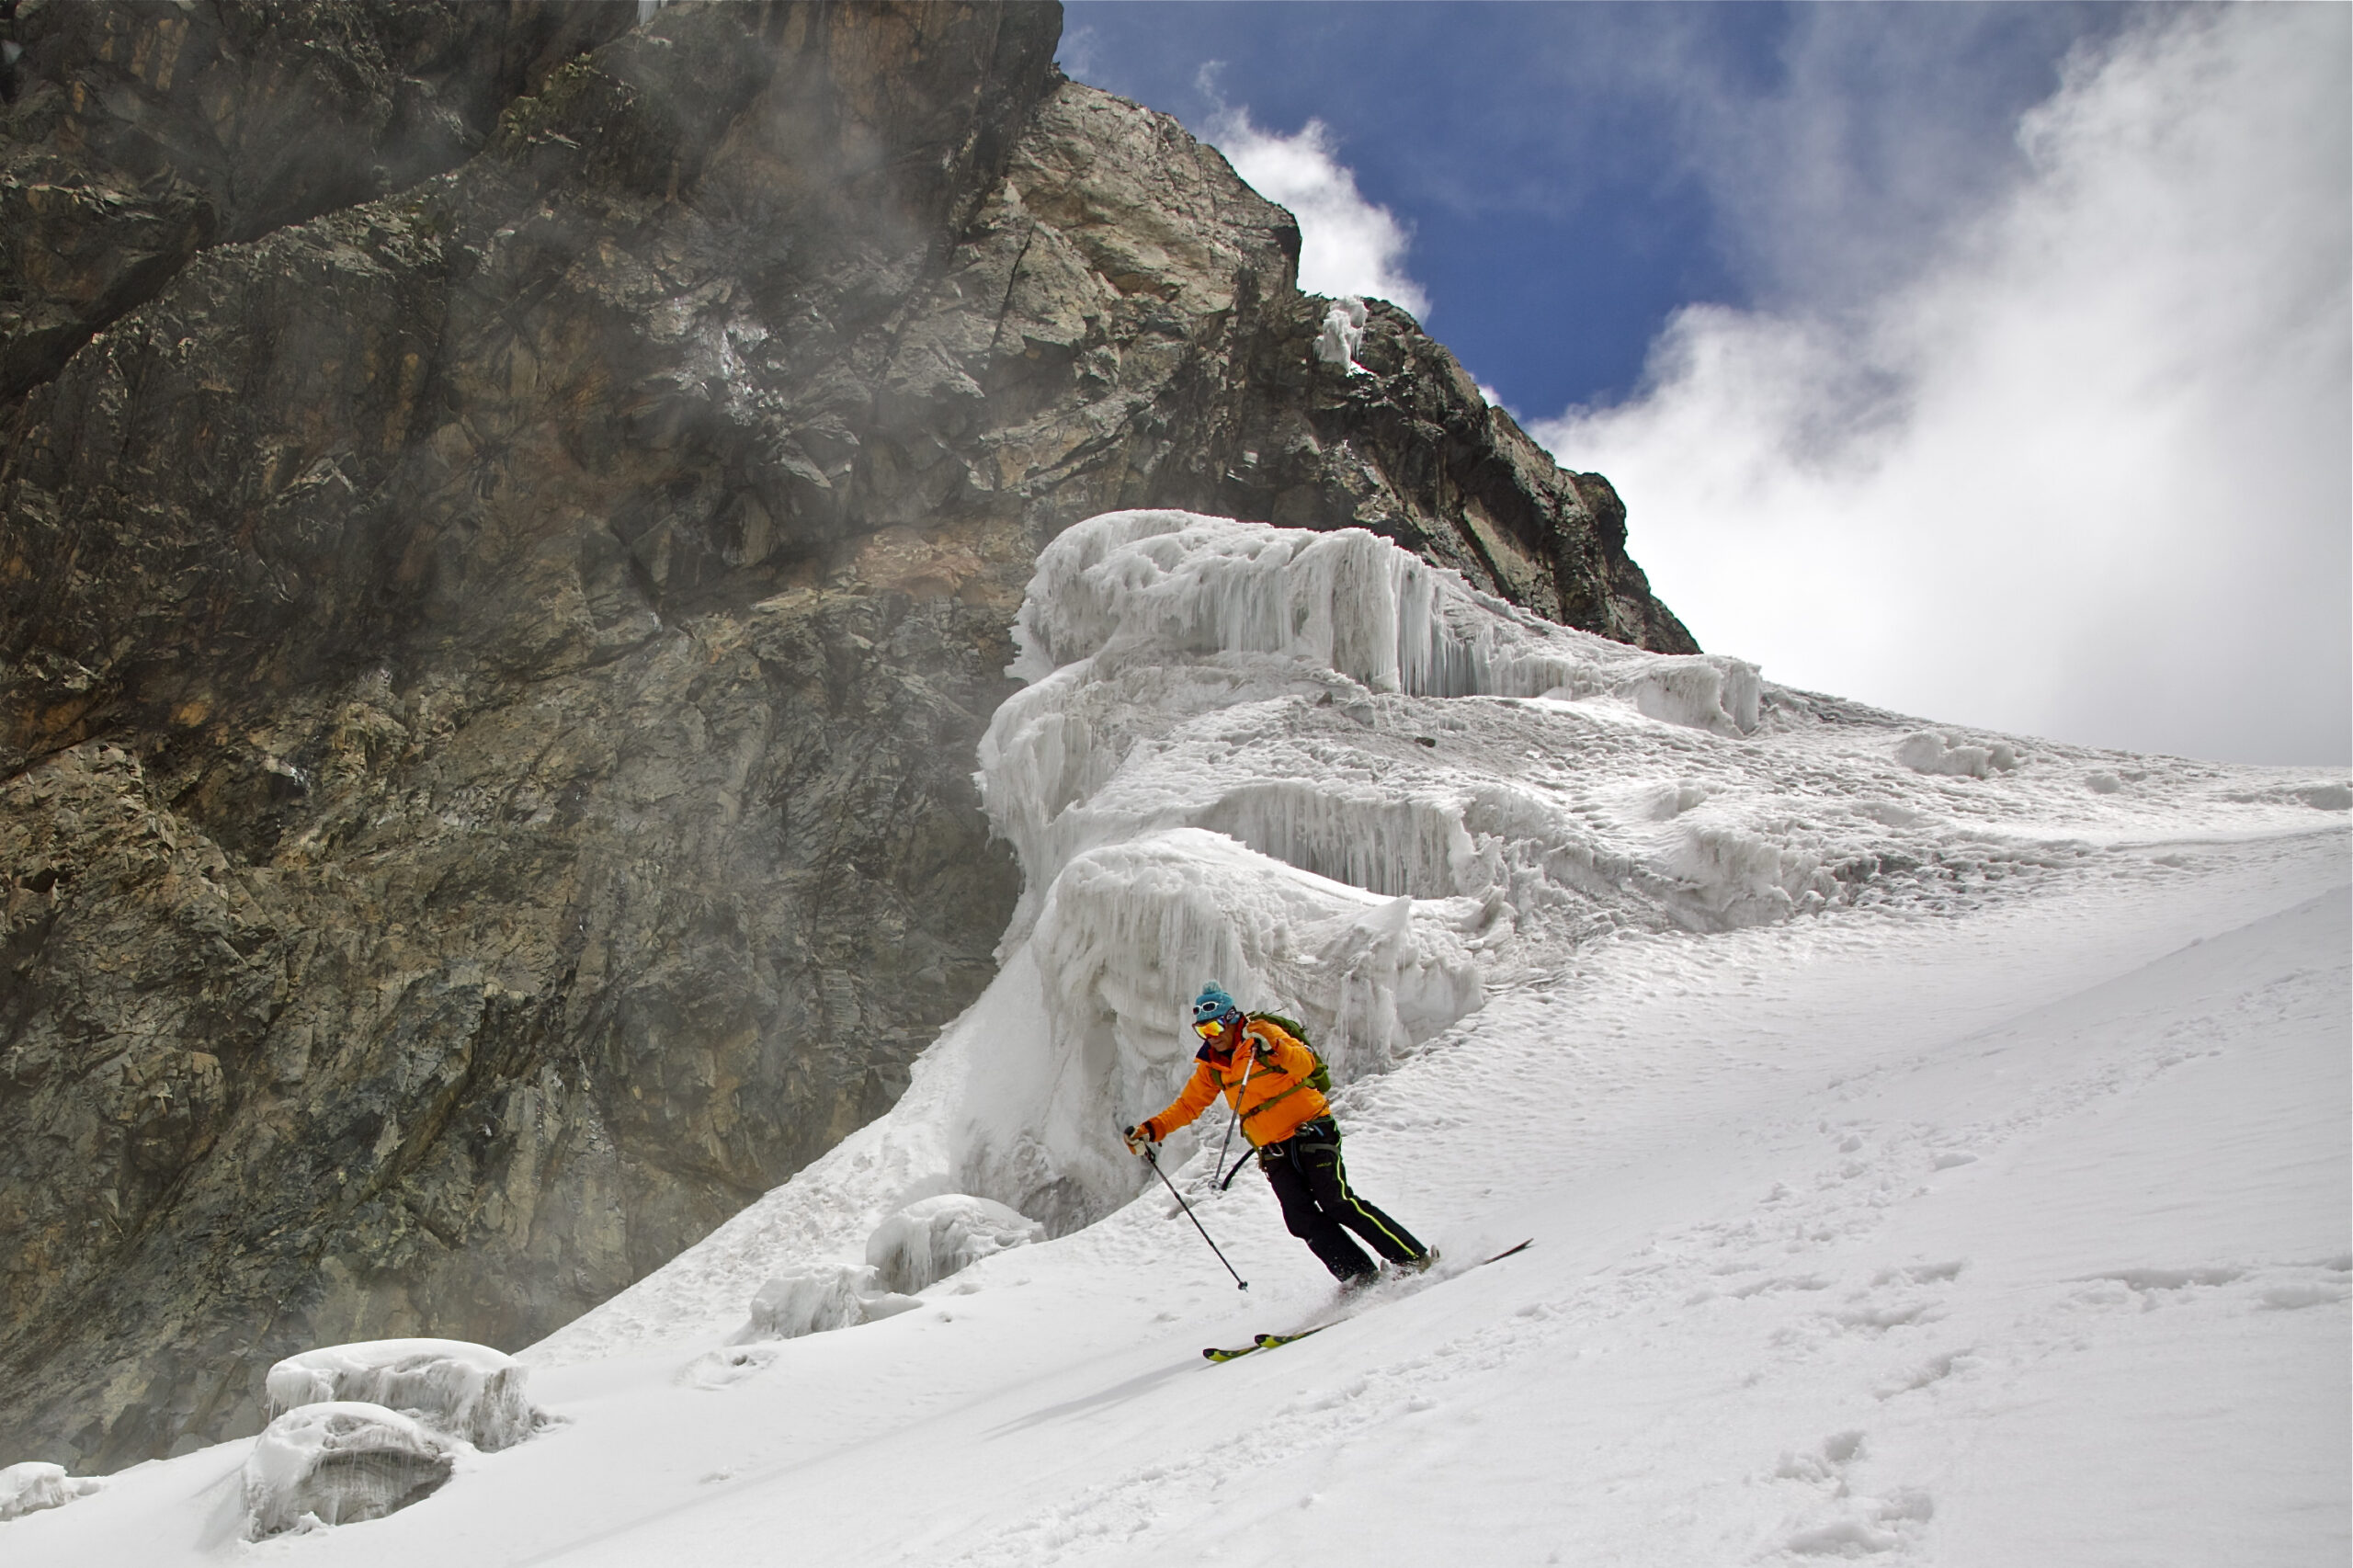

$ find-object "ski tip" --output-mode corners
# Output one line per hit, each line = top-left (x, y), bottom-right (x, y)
(1481, 1238), (1535, 1266)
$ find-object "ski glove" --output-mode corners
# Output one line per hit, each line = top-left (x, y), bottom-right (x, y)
(1123, 1123), (1156, 1155)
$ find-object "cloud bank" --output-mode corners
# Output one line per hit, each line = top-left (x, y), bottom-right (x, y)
(1534, 7), (2349, 765)
(1204, 106), (1432, 320)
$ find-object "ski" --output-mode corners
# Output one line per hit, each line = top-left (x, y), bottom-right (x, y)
(1201, 1239), (1533, 1362)
(1203, 1330), (1323, 1363)
(1202, 1339), (1273, 1363)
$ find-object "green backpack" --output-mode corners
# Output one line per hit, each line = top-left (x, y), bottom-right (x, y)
(1251, 1012), (1332, 1093)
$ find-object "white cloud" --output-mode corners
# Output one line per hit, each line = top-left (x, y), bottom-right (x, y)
(1204, 106), (1431, 319)
(1055, 24), (1104, 88)
(1536, 7), (2349, 765)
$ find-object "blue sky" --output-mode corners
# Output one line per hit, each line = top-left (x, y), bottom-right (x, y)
(1062, 3), (2133, 412)
(1057, 4), (2349, 767)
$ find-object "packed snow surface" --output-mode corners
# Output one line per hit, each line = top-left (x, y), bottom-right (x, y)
(8, 511), (2345, 1565)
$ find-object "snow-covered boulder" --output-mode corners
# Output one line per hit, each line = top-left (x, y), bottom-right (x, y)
(1604, 653), (1762, 735)
(265, 1338), (540, 1451)
(744, 1263), (922, 1341)
(243, 1402), (452, 1540)
(0, 1461), (101, 1521)
(1895, 731), (2018, 778)
(866, 1195), (1046, 1294)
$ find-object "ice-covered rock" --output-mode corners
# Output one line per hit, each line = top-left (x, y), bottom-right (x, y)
(1004, 510), (1742, 713)
(1602, 654), (1762, 734)
(266, 1339), (540, 1451)
(1314, 294), (1369, 371)
(0, 1461), (101, 1521)
(243, 1402), (452, 1540)
(1895, 731), (2018, 778)
(742, 1264), (923, 1341)
(867, 1195), (1046, 1294)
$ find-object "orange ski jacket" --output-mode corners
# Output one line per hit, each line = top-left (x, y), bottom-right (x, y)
(1139, 1017), (1329, 1149)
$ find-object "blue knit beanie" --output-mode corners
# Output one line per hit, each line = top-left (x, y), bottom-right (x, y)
(1192, 982), (1240, 1025)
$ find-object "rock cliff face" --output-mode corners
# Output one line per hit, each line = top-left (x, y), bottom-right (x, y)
(0, 0), (642, 399)
(0, 0), (1695, 1470)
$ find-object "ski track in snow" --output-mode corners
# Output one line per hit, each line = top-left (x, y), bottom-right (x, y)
(915, 876), (2349, 1568)
(9, 512), (2346, 1567)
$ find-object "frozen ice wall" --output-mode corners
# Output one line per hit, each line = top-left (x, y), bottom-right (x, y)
(951, 511), (1766, 1228)
(265, 1339), (541, 1452)
(532, 508), (2348, 1362)
(242, 1403), (453, 1540)
(957, 828), (1485, 1231)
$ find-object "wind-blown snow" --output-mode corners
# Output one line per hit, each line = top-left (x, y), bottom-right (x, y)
(9, 510), (2345, 1567)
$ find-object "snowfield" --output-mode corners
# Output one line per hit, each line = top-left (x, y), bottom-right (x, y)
(10, 513), (2346, 1566)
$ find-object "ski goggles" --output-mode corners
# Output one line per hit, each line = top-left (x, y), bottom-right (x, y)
(1194, 1015), (1234, 1040)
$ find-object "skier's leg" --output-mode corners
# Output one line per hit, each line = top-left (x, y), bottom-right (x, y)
(1262, 1142), (1376, 1282)
(1293, 1125), (1427, 1266)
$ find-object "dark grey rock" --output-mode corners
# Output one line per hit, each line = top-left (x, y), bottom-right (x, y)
(0, 0), (1693, 1471)
(0, 0), (639, 398)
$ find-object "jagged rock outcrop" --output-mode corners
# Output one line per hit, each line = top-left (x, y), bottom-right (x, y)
(0, 0), (640, 399)
(0, 0), (1693, 1471)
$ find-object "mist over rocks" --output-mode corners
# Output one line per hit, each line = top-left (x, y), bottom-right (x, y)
(0, 0), (642, 401)
(0, 0), (1689, 1471)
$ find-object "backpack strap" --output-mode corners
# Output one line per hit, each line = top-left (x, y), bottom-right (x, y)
(1239, 1078), (1314, 1131)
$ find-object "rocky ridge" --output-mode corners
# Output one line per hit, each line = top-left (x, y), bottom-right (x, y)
(0, 0), (1694, 1471)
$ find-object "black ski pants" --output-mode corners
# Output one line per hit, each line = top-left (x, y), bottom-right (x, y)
(1260, 1117), (1427, 1282)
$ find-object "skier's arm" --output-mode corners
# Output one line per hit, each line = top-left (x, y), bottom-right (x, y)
(1245, 1020), (1316, 1081)
(1137, 1059), (1221, 1142)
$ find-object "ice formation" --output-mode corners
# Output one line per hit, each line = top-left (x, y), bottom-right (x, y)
(242, 1402), (452, 1540)
(1896, 731), (2019, 778)
(0, 1461), (100, 1521)
(736, 1196), (1043, 1340)
(266, 1338), (541, 1451)
(532, 508), (2349, 1364)
(741, 1265), (921, 1341)
(866, 1195), (1047, 1295)
(1314, 295), (1370, 372)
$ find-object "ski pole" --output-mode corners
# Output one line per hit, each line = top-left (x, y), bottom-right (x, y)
(1211, 1049), (1256, 1198)
(1144, 1145), (1248, 1290)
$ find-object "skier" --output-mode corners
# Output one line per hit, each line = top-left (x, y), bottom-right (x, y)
(1124, 983), (1433, 1285)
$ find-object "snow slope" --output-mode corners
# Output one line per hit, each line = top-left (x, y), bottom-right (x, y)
(10, 512), (2346, 1566)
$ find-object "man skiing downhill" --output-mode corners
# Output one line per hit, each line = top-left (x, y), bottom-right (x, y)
(1125, 983), (1433, 1285)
